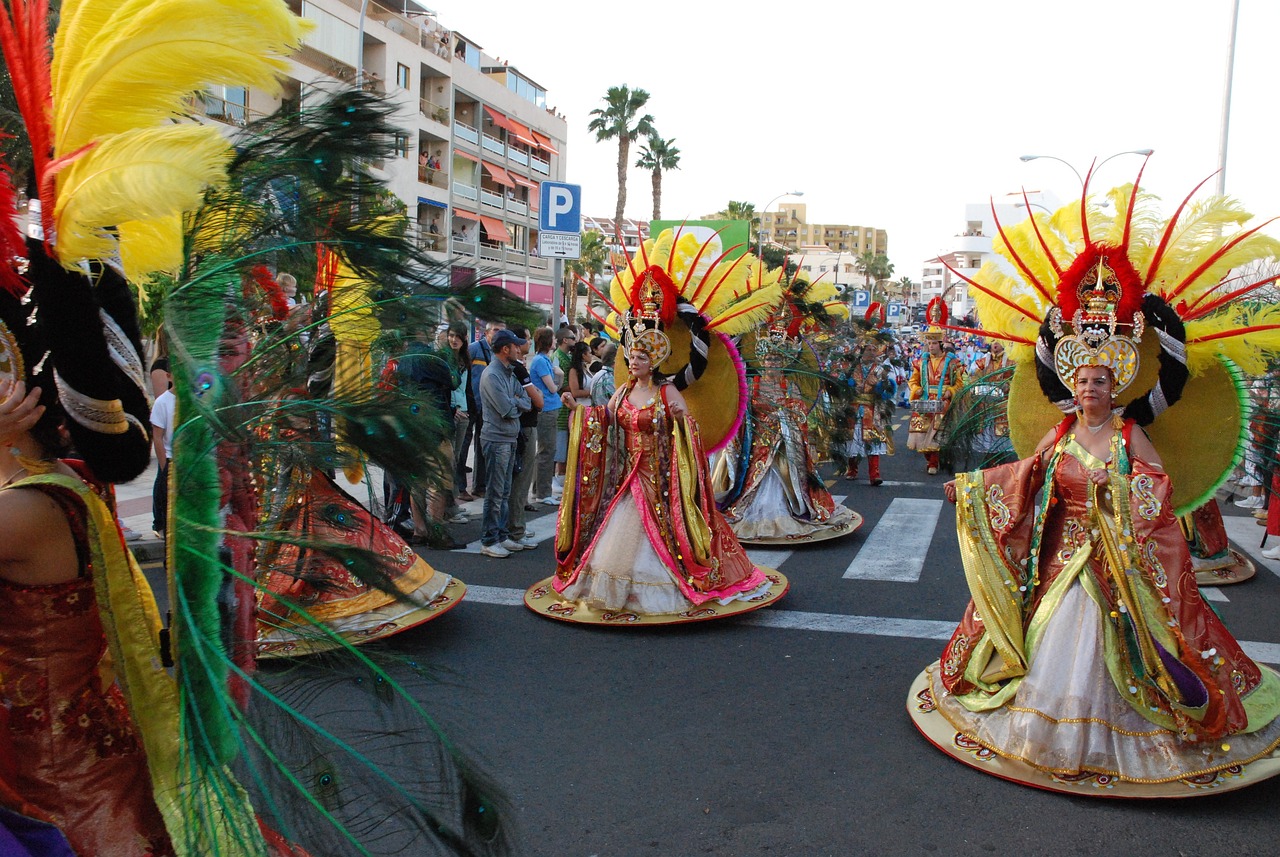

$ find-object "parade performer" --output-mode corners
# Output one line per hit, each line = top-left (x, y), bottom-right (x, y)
(938, 338), (1018, 470)
(908, 162), (1280, 797)
(840, 305), (897, 485)
(524, 228), (790, 625)
(907, 301), (965, 475)
(716, 271), (859, 542)
(1179, 500), (1256, 586)
(2, 1), (518, 851)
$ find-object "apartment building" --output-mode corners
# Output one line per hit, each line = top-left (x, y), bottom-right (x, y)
(756, 203), (888, 257)
(199, 0), (568, 309)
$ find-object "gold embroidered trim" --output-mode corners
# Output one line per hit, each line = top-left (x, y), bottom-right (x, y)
(53, 370), (128, 434)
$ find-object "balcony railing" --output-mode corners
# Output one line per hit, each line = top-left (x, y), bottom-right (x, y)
(481, 133), (505, 156)
(418, 234), (444, 252)
(419, 99), (449, 125)
(452, 239), (477, 257)
(479, 243), (504, 262)
(508, 147), (529, 167)
(418, 165), (447, 186)
(507, 199), (527, 216)
(530, 155), (550, 175)
(453, 182), (478, 201)
(454, 121), (479, 145)
(480, 188), (504, 209)
(188, 93), (266, 127)
(528, 256), (549, 271)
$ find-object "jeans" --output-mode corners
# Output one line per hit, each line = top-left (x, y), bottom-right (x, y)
(534, 409), (558, 499)
(481, 440), (516, 546)
(452, 412), (470, 491)
(468, 412), (487, 492)
(508, 426), (537, 539)
(151, 460), (169, 534)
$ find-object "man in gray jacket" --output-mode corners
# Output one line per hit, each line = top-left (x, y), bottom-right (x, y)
(478, 328), (532, 557)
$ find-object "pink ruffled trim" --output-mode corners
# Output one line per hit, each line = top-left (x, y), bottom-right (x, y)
(706, 331), (748, 455)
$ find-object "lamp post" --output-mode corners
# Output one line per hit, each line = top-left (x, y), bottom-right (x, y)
(1217, 0), (1240, 196)
(1018, 150), (1153, 187)
(757, 191), (803, 258)
(1014, 201), (1052, 214)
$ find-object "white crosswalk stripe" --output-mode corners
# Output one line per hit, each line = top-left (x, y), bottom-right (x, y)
(843, 497), (944, 582)
(743, 495), (847, 569)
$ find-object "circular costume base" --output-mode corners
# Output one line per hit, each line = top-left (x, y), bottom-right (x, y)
(1194, 549), (1257, 587)
(907, 662), (1280, 798)
(256, 578), (467, 660)
(523, 570), (788, 626)
(737, 512), (863, 546)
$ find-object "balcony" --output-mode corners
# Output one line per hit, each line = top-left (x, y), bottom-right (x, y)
(453, 239), (477, 257)
(508, 147), (529, 167)
(480, 188), (504, 209)
(187, 92), (266, 127)
(453, 182), (478, 201)
(481, 133), (506, 157)
(528, 256), (549, 271)
(479, 242), (504, 262)
(418, 233), (444, 253)
(530, 154), (550, 175)
(419, 99), (449, 125)
(454, 121), (479, 145)
(418, 166), (447, 186)
(507, 199), (527, 217)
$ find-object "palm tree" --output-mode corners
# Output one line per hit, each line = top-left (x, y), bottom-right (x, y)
(896, 275), (917, 306)
(587, 85), (655, 227)
(714, 200), (759, 228)
(567, 230), (610, 324)
(855, 250), (879, 288)
(635, 134), (680, 221)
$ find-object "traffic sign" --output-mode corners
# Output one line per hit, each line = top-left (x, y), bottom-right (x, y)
(887, 302), (903, 320)
(538, 181), (581, 234)
(851, 290), (870, 308)
(538, 231), (581, 259)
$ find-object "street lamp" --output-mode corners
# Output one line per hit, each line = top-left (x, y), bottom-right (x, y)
(1014, 201), (1052, 214)
(757, 191), (803, 257)
(1019, 150), (1153, 187)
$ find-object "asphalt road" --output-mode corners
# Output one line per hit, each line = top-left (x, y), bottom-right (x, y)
(145, 417), (1280, 855)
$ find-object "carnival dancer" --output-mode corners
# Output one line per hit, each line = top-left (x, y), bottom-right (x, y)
(842, 306), (897, 485)
(716, 273), (859, 543)
(908, 163), (1280, 797)
(1178, 500), (1256, 586)
(908, 302), (965, 474)
(524, 229), (791, 625)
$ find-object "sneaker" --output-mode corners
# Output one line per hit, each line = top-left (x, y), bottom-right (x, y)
(120, 525), (143, 542)
(1235, 496), (1262, 509)
(1262, 544), (1280, 560)
(927, 466), (939, 476)
(447, 512), (470, 524)
(541, 496), (561, 506)
(479, 543), (510, 558)
(456, 491), (476, 502)
(514, 535), (538, 549)
(500, 538), (526, 552)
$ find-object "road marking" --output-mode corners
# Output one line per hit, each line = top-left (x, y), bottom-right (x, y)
(876, 480), (928, 487)
(459, 586), (1280, 664)
(1220, 515), (1280, 580)
(743, 495), (848, 569)
(456, 505), (559, 554)
(843, 497), (944, 582)
(1200, 587), (1229, 603)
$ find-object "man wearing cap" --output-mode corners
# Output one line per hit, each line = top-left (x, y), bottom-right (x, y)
(907, 330), (964, 474)
(478, 328), (532, 558)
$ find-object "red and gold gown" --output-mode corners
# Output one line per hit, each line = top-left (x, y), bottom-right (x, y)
(718, 375), (855, 540)
(907, 352), (964, 454)
(554, 382), (769, 614)
(931, 418), (1280, 782)
(0, 471), (174, 856)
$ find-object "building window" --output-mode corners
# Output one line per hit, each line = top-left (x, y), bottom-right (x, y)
(394, 134), (409, 158)
(396, 63), (411, 90)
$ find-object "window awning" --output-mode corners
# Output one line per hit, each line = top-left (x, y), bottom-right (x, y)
(417, 196), (447, 208)
(531, 131), (559, 155)
(482, 161), (515, 188)
(506, 118), (538, 148)
(482, 106), (514, 135)
(453, 208), (479, 221)
(509, 173), (538, 190)
(478, 215), (511, 243)
(454, 149), (480, 164)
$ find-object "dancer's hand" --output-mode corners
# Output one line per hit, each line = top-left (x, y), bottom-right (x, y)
(943, 480), (957, 504)
(1089, 468), (1108, 486)
(0, 380), (43, 444)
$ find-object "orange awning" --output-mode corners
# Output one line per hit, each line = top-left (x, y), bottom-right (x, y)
(510, 173), (538, 190)
(454, 149), (480, 164)
(482, 161), (515, 188)
(483, 106), (514, 135)
(453, 208), (479, 221)
(531, 131), (559, 155)
(507, 118), (538, 148)
(478, 215), (511, 243)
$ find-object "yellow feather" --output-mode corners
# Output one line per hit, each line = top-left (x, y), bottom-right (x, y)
(53, 0), (309, 156)
(706, 283), (785, 336)
(54, 125), (232, 267)
(117, 214), (183, 280)
(1186, 304), (1280, 376)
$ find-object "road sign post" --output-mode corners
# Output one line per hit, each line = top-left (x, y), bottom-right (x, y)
(538, 181), (582, 317)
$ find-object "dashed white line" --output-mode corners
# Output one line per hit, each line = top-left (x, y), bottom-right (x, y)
(843, 497), (944, 582)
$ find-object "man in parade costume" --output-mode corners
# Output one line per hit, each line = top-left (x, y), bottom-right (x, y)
(907, 305), (964, 475)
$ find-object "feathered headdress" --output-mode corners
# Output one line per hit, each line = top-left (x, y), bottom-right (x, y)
(939, 156), (1280, 512)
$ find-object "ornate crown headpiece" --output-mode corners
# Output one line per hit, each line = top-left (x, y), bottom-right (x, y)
(1049, 255), (1143, 393)
(621, 265), (673, 366)
(0, 317), (22, 388)
(755, 307), (803, 361)
(923, 297), (948, 340)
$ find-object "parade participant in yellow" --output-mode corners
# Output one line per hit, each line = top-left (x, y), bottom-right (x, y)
(907, 301), (965, 475)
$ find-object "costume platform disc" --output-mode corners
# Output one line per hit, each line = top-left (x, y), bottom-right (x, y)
(907, 662), (1280, 798)
(737, 512), (863, 546)
(1194, 549), (1256, 587)
(523, 569), (788, 626)
(256, 577), (466, 659)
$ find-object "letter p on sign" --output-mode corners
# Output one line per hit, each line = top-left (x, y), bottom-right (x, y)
(538, 181), (581, 234)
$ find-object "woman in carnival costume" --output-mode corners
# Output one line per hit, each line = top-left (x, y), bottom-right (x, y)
(908, 162), (1280, 797)
(839, 304), (897, 486)
(524, 228), (790, 625)
(715, 269), (860, 542)
(907, 300), (966, 475)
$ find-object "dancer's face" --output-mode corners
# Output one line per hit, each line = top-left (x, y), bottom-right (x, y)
(1074, 365), (1114, 408)
(628, 348), (652, 378)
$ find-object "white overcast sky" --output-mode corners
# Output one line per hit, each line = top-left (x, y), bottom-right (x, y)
(437, 0), (1278, 277)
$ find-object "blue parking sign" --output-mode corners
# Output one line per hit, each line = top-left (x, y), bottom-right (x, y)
(851, 290), (870, 308)
(538, 182), (581, 234)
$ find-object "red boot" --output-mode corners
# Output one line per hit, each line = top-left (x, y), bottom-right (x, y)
(845, 456), (859, 480)
(925, 451), (940, 475)
(869, 455), (882, 486)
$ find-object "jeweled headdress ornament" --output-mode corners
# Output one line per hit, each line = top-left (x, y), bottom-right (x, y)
(1048, 256), (1143, 393)
(620, 265), (674, 366)
(923, 297), (948, 341)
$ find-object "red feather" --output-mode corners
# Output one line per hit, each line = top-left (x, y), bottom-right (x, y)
(0, 158), (26, 296)
(1182, 273), (1280, 321)
(676, 225), (727, 299)
(1055, 245), (1144, 325)
(1143, 171), (1218, 288)
(1021, 188), (1063, 279)
(579, 274), (619, 315)
(937, 257), (1042, 322)
(1162, 217), (1280, 308)
(940, 323), (1034, 346)
(990, 198), (1051, 303)
(0, 0), (54, 240)
(688, 246), (748, 310)
(665, 218), (690, 276)
(251, 265), (289, 321)
(1121, 153), (1152, 249)
(1080, 157), (1097, 245)
(1187, 323), (1280, 345)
